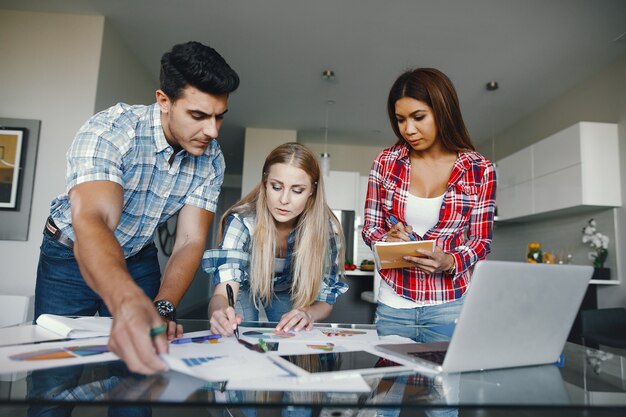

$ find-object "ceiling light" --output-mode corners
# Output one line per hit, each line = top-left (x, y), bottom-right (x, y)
(486, 81), (499, 91)
(320, 70), (335, 176)
(322, 69), (335, 80)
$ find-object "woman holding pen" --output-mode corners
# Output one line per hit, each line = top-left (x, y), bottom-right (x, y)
(362, 68), (497, 341)
(203, 142), (347, 336)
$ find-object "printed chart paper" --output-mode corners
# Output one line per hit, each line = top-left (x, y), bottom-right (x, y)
(0, 336), (116, 373)
(164, 336), (296, 382)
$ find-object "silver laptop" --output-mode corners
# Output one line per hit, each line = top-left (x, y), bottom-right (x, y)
(376, 260), (593, 373)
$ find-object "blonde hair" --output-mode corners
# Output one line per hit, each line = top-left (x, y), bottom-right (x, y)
(219, 142), (345, 309)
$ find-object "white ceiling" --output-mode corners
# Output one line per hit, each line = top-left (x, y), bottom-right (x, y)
(2, 0), (626, 174)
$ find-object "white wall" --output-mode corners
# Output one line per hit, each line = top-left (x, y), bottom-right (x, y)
(0, 10), (104, 296)
(95, 20), (156, 111)
(299, 141), (386, 177)
(241, 128), (297, 196)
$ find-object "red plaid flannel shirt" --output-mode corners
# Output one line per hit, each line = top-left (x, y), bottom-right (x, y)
(362, 144), (497, 303)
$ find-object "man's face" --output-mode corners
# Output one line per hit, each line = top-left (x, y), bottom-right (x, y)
(157, 86), (229, 156)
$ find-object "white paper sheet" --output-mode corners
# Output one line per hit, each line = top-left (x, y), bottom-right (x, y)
(0, 324), (67, 347)
(164, 334), (301, 382)
(226, 373), (372, 392)
(238, 326), (380, 345)
(36, 314), (112, 338)
(272, 341), (354, 356)
(0, 336), (116, 373)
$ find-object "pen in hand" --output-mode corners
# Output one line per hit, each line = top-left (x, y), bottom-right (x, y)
(226, 283), (240, 339)
(389, 215), (416, 241)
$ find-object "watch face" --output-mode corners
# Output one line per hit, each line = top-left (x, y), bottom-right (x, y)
(156, 300), (174, 313)
(155, 300), (176, 320)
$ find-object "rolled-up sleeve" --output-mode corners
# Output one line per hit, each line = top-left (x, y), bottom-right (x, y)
(315, 223), (349, 304)
(202, 214), (251, 286)
(66, 114), (127, 191)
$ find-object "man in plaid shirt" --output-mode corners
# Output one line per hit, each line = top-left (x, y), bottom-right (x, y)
(35, 41), (239, 374)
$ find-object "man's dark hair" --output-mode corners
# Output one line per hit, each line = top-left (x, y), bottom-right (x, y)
(160, 41), (240, 100)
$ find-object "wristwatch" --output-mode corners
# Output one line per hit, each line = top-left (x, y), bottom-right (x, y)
(154, 299), (176, 322)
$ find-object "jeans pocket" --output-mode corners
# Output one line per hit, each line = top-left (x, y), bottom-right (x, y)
(40, 234), (75, 260)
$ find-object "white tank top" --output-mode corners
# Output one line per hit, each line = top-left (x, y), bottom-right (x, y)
(378, 192), (445, 308)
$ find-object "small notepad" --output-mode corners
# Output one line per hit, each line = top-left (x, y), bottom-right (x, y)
(373, 240), (436, 269)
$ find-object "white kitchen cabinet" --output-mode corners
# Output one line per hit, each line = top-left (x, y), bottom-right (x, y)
(497, 180), (533, 220)
(497, 147), (532, 189)
(497, 122), (620, 221)
(533, 164), (583, 214)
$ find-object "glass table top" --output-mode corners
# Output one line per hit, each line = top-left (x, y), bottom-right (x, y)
(0, 320), (625, 414)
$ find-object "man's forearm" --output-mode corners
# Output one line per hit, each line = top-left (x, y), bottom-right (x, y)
(73, 220), (145, 314)
(156, 240), (206, 305)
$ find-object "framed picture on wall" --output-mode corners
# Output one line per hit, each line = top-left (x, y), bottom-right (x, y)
(0, 129), (24, 209)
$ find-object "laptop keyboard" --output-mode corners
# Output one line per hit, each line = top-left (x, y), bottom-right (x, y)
(407, 350), (446, 365)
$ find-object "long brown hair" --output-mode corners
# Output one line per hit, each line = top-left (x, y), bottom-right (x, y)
(219, 142), (344, 309)
(387, 68), (475, 152)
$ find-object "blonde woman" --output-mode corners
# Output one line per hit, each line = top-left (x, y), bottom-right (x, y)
(203, 142), (347, 335)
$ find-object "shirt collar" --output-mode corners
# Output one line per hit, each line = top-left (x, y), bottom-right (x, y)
(150, 104), (172, 154)
(448, 151), (479, 186)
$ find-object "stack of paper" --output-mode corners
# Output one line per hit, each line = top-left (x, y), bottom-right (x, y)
(35, 314), (112, 338)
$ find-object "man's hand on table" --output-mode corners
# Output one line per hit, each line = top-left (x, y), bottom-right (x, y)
(107, 291), (170, 375)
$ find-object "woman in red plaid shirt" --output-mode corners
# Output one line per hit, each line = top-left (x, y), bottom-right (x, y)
(363, 68), (496, 342)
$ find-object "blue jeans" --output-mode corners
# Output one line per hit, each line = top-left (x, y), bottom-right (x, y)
(236, 288), (293, 322)
(375, 298), (464, 342)
(31, 232), (161, 417)
(35, 233), (161, 318)
(373, 299), (464, 417)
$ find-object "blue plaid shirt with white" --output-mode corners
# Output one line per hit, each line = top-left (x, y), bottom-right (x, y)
(49, 103), (225, 257)
(202, 213), (348, 304)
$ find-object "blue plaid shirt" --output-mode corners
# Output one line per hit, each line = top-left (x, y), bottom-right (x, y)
(49, 103), (225, 257)
(202, 213), (348, 304)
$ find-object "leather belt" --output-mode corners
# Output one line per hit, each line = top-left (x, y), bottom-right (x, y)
(44, 216), (74, 249)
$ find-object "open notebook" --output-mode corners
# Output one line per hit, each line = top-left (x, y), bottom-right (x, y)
(36, 314), (112, 339)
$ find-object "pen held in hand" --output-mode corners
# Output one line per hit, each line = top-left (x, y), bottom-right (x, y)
(388, 215), (416, 241)
(226, 283), (240, 339)
(237, 337), (265, 353)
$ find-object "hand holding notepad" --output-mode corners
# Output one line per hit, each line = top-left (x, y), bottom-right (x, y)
(373, 240), (436, 269)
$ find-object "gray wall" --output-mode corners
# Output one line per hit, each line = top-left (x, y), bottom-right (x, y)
(491, 209), (618, 276)
(478, 55), (626, 308)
